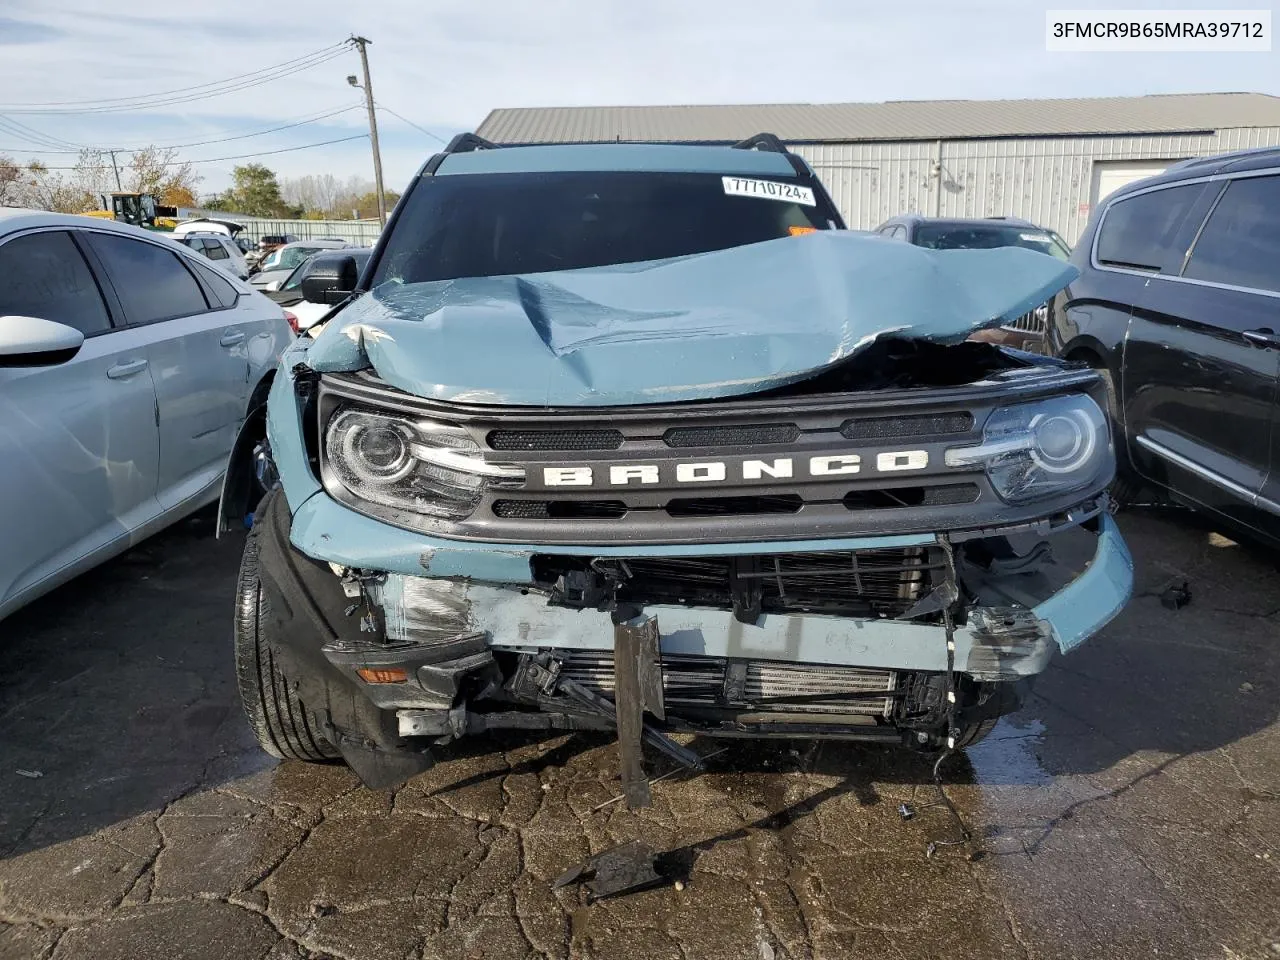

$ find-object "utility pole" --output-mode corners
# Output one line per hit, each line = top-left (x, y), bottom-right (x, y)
(349, 36), (386, 226)
(108, 150), (122, 191)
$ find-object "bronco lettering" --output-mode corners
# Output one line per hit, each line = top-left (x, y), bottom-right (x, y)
(541, 451), (930, 487)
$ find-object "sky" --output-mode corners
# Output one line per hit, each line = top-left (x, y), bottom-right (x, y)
(0, 0), (1276, 196)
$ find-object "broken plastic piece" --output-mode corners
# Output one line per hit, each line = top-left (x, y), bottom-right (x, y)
(552, 841), (672, 900)
(1161, 580), (1192, 610)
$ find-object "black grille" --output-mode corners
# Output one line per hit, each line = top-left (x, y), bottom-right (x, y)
(493, 499), (627, 519)
(843, 483), (979, 510)
(487, 429), (623, 451)
(538, 546), (941, 618)
(666, 495), (802, 517)
(664, 423), (800, 447)
(840, 413), (973, 440)
(745, 550), (937, 613)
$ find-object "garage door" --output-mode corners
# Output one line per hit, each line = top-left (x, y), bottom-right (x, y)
(1090, 160), (1180, 205)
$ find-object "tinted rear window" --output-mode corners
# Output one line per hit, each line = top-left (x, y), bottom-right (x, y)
(1095, 183), (1204, 272)
(372, 171), (840, 285)
(913, 223), (1070, 260)
(1183, 175), (1280, 294)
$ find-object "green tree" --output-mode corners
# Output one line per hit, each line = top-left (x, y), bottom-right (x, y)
(225, 163), (293, 217)
(352, 189), (400, 219)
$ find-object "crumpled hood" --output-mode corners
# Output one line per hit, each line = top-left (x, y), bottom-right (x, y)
(306, 231), (1078, 406)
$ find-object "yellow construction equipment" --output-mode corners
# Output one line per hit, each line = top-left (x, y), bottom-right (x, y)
(84, 193), (179, 231)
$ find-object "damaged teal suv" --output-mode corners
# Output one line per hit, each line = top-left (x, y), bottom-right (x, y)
(223, 133), (1132, 801)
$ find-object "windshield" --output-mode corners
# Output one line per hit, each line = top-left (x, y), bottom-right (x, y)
(371, 170), (840, 286)
(279, 257), (314, 292)
(913, 223), (1071, 260)
(261, 246), (323, 272)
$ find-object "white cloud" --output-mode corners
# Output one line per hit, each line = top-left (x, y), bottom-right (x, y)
(0, 0), (1275, 192)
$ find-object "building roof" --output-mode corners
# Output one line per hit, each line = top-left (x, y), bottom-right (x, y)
(476, 93), (1280, 145)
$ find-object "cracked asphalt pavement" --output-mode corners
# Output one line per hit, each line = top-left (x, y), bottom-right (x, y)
(1, 508), (1277, 960)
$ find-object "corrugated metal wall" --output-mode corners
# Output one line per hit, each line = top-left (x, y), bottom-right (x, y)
(234, 218), (383, 245)
(794, 126), (1280, 243)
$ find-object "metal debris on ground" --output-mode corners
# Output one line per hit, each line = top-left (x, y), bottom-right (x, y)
(14, 770), (43, 779)
(590, 748), (731, 813)
(552, 840), (676, 900)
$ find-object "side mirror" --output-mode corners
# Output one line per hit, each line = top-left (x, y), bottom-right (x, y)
(301, 254), (360, 305)
(0, 315), (85, 367)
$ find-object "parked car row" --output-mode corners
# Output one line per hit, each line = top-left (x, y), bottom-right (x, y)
(2, 144), (1275, 811)
(249, 238), (359, 292)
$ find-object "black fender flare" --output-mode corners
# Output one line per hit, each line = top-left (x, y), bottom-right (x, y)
(217, 377), (275, 538)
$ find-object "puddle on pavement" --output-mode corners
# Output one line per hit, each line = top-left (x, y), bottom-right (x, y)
(964, 718), (1055, 787)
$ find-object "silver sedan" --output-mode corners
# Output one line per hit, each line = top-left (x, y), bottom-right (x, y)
(0, 209), (295, 621)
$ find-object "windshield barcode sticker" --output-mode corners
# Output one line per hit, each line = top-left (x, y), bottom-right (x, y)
(722, 177), (816, 206)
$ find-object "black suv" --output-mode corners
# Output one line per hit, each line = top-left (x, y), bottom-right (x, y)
(875, 215), (1071, 352)
(1049, 146), (1280, 546)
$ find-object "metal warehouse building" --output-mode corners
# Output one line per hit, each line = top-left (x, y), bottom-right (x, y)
(476, 93), (1280, 243)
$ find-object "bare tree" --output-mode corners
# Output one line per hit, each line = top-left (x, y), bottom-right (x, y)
(22, 161), (92, 213)
(125, 146), (202, 206)
(0, 155), (22, 206)
(70, 149), (113, 203)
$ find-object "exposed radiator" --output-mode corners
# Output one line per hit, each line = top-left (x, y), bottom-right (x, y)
(559, 653), (897, 718)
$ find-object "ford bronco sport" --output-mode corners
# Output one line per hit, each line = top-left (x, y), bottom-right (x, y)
(222, 133), (1133, 800)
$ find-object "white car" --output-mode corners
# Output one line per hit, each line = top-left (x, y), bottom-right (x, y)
(250, 240), (352, 292)
(0, 209), (295, 621)
(172, 232), (250, 280)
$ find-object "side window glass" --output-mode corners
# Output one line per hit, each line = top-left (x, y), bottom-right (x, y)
(1095, 184), (1204, 272)
(192, 260), (240, 309)
(0, 231), (112, 335)
(88, 233), (210, 324)
(1183, 175), (1280, 294)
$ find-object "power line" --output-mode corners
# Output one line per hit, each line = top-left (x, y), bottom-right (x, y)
(31, 134), (369, 170)
(0, 42), (348, 111)
(0, 115), (82, 150)
(0, 104), (366, 155)
(146, 104), (364, 149)
(2, 46), (351, 115)
(376, 103), (447, 145)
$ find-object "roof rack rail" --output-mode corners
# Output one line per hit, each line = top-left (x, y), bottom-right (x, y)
(445, 132), (500, 154)
(731, 132), (789, 154)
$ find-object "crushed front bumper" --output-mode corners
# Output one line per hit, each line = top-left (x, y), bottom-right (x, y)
(261, 482), (1131, 755)
(287, 484), (1131, 672)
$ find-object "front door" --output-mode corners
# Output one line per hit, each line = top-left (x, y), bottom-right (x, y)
(0, 230), (160, 615)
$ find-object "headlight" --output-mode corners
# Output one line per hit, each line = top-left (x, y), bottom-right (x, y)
(324, 408), (524, 521)
(944, 394), (1110, 503)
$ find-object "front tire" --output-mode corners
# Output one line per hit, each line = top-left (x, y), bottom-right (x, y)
(234, 528), (339, 762)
